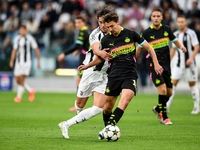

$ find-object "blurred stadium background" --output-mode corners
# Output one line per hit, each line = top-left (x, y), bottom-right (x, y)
(1, 0), (200, 93)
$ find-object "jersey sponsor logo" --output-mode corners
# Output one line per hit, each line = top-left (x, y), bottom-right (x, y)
(164, 31), (168, 36)
(110, 43), (135, 58)
(125, 37), (130, 43)
(150, 35), (155, 39)
(109, 42), (114, 46)
(80, 32), (84, 36)
(149, 37), (169, 49)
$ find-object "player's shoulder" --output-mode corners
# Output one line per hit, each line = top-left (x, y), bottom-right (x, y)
(186, 28), (196, 35)
(162, 24), (172, 31)
(173, 30), (179, 35)
(89, 27), (102, 39)
(26, 33), (35, 39)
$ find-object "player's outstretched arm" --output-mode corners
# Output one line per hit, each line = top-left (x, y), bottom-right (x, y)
(34, 47), (40, 68)
(9, 49), (17, 68)
(173, 40), (187, 53)
(136, 46), (143, 59)
(91, 42), (112, 61)
(142, 41), (163, 75)
(78, 56), (104, 72)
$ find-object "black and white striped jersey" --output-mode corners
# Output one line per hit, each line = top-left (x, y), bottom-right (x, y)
(83, 27), (108, 73)
(172, 28), (199, 68)
(13, 34), (38, 65)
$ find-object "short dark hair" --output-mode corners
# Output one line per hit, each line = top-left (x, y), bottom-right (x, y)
(177, 14), (187, 20)
(75, 16), (86, 23)
(151, 8), (163, 16)
(20, 25), (27, 29)
(103, 12), (119, 23)
(96, 5), (114, 19)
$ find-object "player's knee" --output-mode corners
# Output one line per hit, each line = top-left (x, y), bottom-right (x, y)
(159, 88), (167, 95)
(91, 106), (103, 115)
(167, 91), (172, 97)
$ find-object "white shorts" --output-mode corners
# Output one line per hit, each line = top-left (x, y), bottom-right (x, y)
(77, 69), (108, 98)
(14, 62), (31, 76)
(172, 65), (198, 82)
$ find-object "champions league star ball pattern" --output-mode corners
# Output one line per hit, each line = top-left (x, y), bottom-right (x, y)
(103, 125), (121, 141)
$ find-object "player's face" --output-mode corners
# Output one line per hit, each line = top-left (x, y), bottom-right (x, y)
(151, 11), (163, 26)
(75, 19), (85, 30)
(177, 17), (187, 31)
(19, 27), (27, 36)
(98, 17), (108, 34)
(105, 20), (120, 36)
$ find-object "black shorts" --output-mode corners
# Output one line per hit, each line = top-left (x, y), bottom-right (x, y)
(147, 67), (172, 88)
(105, 78), (137, 96)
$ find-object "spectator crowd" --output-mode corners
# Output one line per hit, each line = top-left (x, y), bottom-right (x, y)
(0, 0), (200, 85)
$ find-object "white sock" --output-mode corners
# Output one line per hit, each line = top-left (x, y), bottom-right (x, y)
(67, 105), (103, 127)
(190, 84), (199, 110)
(17, 85), (24, 98)
(24, 82), (32, 93)
(75, 100), (84, 114)
(167, 85), (176, 110)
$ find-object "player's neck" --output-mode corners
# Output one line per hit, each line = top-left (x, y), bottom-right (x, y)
(153, 24), (161, 30)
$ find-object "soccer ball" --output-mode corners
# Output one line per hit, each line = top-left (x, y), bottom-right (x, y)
(103, 125), (120, 141)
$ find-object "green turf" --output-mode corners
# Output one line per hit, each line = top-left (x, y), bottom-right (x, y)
(0, 91), (199, 150)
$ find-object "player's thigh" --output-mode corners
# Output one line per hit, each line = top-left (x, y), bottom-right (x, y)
(185, 67), (198, 82)
(172, 65), (183, 80)
(162, 70), (173, 88)
(14, 62), (21, 76)
(93, 92), (106, 108)
(118, 89), (135, 111)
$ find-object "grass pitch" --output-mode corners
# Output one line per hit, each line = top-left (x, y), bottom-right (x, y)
(0, 91), (200, 150)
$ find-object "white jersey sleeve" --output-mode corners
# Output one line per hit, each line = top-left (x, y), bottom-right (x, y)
(190, 29), (199, 46)
(89, 27), (102, 46)
(13, 35), (20, 49)
(28, 34), (38, 49)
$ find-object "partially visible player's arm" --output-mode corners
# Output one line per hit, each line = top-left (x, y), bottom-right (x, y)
(141, 41), (163, 75)
(9, 48), (17, 68)
(173, 40), (187, 53)
(186, 44), (199, 66)
(34, 47), (40, 68)
(91, 42), (112, 60)
(136, 46), (143, 59)
(58, 44), (81, 62)
(78, 56), (104, 72)
(170, 47), (176, 60)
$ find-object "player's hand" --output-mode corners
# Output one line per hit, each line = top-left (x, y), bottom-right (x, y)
(180, 46), (187, 53)
(78, 65), (88, 72)
(186, 58), (193, 67)
(9, 61), (13, 68)
(58, 53), (65, 62)
(154, 63), (163, 75)
(37, 62), (41, 69)
(73, 50), (79, 57)
(99, 48), (112, 61)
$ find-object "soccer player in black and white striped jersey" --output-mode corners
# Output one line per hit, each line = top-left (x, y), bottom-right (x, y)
(58, 6), (113, 139)
(9, 25), (40, 102)
(167, 15), (200, 114)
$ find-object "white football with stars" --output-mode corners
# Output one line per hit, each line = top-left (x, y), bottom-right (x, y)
(103, 125), (121, 141)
